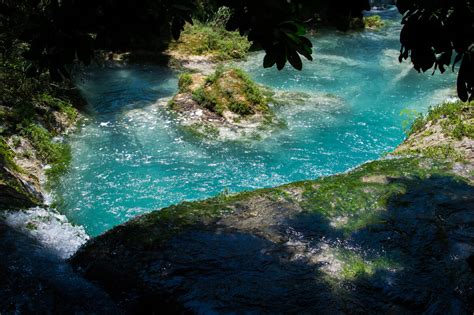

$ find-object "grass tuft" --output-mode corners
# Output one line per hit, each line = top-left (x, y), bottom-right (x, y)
(168, 7), (251, 61)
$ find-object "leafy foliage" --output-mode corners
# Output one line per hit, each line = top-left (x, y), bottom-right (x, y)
(364, 15), (384, 29)
(178, 73), (193, 92)
(397, 0), (474, 101)
(409, 101), (474, 139)
(169, 21), (251, 61)
(0, 44), (78, 192)
(1, 0), (472, 100)
(0, 136), (18, 171)
(1, 0), (197, 80)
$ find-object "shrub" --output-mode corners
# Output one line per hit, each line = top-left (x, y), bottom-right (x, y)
(178, 73), (193, 92)
(34, 93), (77, 120)
(228, 100), (254, 116)
(21, 124), (69, 165)
(169, 7), (251, 61)
(192, 87), (223, 114)
(407, 100), (473, 139)
(364, 15), (385, 29)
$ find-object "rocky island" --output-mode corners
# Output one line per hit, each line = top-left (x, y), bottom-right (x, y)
(1, 1), (473, 314)
(167, 68), (283, 140)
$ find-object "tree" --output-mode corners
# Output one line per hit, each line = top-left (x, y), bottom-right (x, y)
(1, 0), (472, 101)
(396, 0), (473, 102)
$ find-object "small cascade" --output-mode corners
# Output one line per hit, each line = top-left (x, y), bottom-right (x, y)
(2, 207), (89, 259)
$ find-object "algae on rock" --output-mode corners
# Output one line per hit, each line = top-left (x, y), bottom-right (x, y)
(395, 101), (474, 177)
(0, 53), (82, 210)
(168, 67), (284, 140)
(71, 100), (474, 313)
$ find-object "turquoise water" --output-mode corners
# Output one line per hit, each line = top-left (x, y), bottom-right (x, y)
(58, 8), (455, 236)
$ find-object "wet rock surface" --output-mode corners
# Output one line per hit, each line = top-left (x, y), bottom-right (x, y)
(0, 165), (42, 209)
(0, 222), (118, 314)
(71, 157), (474, 314)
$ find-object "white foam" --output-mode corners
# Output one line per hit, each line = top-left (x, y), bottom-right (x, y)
(2, 207), (89, 259)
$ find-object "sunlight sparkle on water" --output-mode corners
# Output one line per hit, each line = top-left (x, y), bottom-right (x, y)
(57, 8), (456, 236)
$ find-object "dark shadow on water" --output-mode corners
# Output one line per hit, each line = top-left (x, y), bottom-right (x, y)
(74, 63), (178, 118)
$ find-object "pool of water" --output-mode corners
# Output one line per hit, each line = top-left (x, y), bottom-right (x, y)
(57, 7), (456, 236)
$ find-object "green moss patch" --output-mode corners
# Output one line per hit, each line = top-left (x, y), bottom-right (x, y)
(34, 93), (78, 121)
(296, 157), (456, 234)
(336, 249), (399, 280)
(409, 100), (473, 139)
(396, 101), (473, 162)
(0, 136), (20, 171)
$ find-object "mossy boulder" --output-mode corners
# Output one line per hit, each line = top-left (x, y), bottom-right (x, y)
(394, 101), (474, 179)
(71, 100), (474, 313)
(168, 68), (283, 140)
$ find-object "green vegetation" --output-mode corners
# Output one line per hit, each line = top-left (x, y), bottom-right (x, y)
(0, 137), (19, 171)
(337, 249), (398, 280)
(408, 100), (473, 139)
(0, 45), (79, 204)
(34, 93), (78, 121)
(25, 222), (38, 230)
(169, 7), (251, 61)
(350, 15), (384, 30)
(182, 123), (220, 140)
(171, 68), (283, 140)
(396, 101), (473, 162)
(398, 145), (466, 162)
(364, 15), (384, 29)
(20, 124), (72, 188)
(297, 157), (456, 234)
(178, 73), (194, 92)
(190, 67), (270, 117)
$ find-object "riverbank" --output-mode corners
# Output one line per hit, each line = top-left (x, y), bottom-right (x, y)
(71, 100), (474, 313)
(0, 48), (92, 257)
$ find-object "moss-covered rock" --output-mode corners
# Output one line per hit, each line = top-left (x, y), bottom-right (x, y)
(167, 68), (284, 140)
(71, 100), (474, 313)
(0, 55), (81, 210)
(394, 101), (474, 179)
(350, 15), (385, 31)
